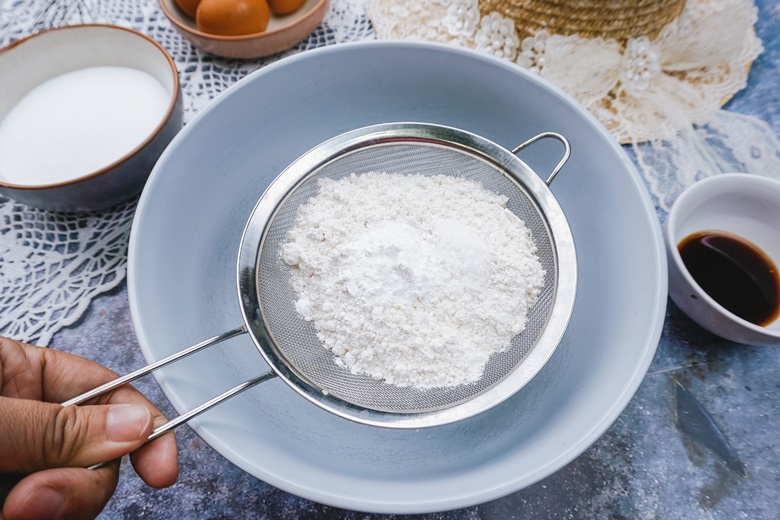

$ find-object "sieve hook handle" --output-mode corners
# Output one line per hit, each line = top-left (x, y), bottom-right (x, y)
(512, 132), (571, 186)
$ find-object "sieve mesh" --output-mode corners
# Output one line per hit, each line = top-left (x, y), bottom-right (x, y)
(255, 139), (558, 414)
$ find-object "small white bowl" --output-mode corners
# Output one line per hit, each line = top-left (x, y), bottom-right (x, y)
(665, 173), (780, 345)
(0, 24), (183, 213)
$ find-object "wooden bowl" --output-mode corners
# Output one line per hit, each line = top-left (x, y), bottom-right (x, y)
(160, 0), (330, 59)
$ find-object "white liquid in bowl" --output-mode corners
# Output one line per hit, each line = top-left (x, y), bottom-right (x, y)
(0, 66), (170, 186)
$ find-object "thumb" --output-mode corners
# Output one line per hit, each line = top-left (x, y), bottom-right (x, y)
(0, 396), (153, 472)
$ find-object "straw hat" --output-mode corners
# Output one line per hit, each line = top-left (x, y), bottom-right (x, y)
(366, 0), (762, 144)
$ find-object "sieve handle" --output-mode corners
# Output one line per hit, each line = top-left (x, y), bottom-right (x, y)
(512, 132), (571, 186)
(59, 324), (270, 471)
(87, 370), (276, 470)
(61, 325), (248, 407)
(142, 370), (276, 443)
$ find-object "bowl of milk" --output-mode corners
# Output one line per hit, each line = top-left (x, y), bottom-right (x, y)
(0, 24), (183, 212)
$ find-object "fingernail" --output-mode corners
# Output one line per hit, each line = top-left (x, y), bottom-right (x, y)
(23, 486), (64, 520)
(107, 404), (151, 442)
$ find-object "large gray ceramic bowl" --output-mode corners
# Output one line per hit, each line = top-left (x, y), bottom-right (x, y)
(129, 41), (667, 513)
(0, 25), (183, 213)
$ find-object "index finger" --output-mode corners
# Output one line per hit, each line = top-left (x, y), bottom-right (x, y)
(41, 346), (122, 404)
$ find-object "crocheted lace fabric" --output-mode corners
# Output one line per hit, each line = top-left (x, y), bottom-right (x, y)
(0, 0), (375, 346)
(367, 0), (780, 210)
(2, 0), (779, 345)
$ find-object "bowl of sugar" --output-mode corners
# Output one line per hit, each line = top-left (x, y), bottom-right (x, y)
(666, 173), (780, 346)
(0, 24), (183, 213)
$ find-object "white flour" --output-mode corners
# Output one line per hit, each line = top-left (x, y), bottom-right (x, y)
(281, 172), (545, 390)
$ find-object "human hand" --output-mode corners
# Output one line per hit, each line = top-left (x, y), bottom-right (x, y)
(0, 337), (178, 520)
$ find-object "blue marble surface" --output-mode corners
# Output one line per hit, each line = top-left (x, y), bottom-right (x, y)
(48, 1), (780, 518)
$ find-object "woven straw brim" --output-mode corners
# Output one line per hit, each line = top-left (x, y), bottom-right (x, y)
(481, 0), (686, 42)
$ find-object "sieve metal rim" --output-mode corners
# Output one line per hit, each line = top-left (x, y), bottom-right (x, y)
(236, 122), (577, 429)
(61, 122), (577, 438)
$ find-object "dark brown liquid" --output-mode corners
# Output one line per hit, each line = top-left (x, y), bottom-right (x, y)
(678, 230), (780, 326)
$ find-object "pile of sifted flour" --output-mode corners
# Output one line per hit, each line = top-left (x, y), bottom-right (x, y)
(280, 172), (545, 390)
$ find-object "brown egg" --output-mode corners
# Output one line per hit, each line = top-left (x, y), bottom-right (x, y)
(196, 0), (270, 36)
(175, 0), (200, 18)
(267, 0), (306, 15)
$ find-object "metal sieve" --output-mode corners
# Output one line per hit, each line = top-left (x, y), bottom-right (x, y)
(64, 123), (576, 438)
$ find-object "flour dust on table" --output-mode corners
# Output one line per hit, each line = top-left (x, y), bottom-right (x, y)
(281, 172), (545, 390)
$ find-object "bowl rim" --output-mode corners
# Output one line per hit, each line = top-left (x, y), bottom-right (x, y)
(129, 39), (668, 513)
(0, 23), (181, 191)
(666, 172), (780, 338)
(159, 0), (329, 42)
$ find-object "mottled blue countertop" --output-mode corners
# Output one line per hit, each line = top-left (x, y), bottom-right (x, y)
(48, 2), (780, 518)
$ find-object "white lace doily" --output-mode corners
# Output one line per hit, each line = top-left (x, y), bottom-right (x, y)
(0, 0), (375, 346)
(367, 0), (780, 212)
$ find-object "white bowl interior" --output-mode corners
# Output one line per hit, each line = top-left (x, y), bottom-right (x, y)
(0, 25), (177, 120)
(129, 41), (666, 514)
(667, 173), (780, 333)
(0, 25), (179, 189)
